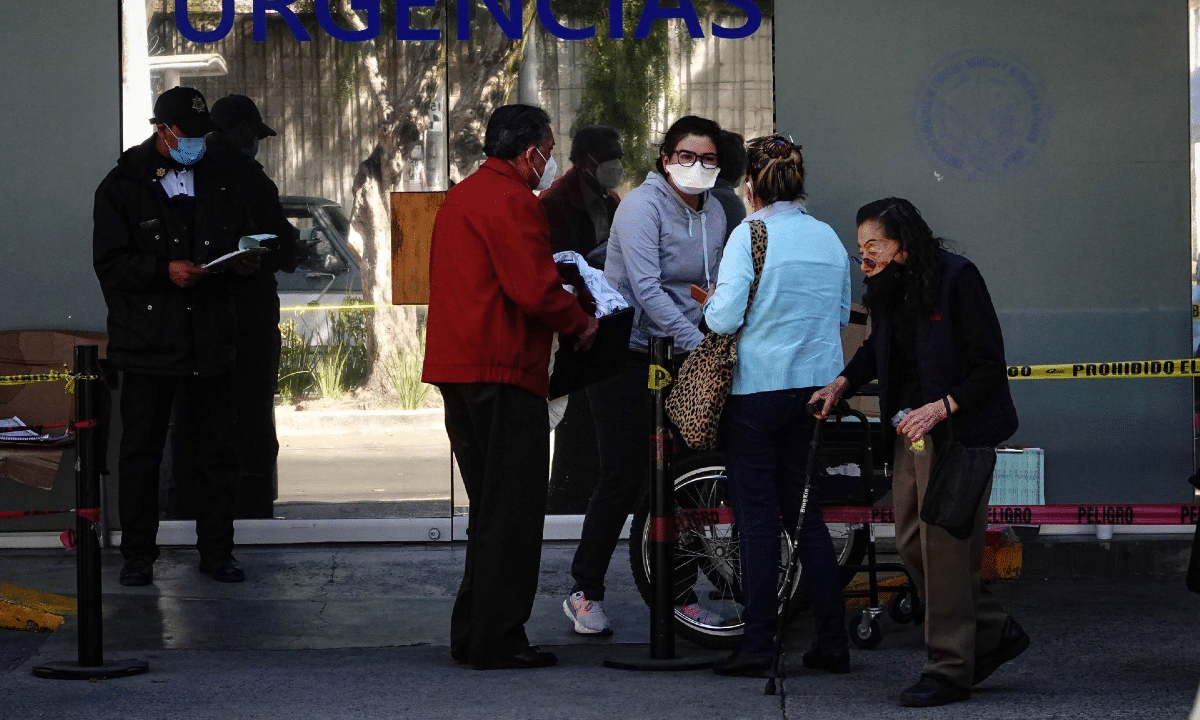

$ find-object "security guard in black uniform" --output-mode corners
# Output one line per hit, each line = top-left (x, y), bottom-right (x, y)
(93, 86), (259, 586)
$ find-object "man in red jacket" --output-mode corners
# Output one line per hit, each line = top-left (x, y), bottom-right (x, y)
(422, 104), (598, 670)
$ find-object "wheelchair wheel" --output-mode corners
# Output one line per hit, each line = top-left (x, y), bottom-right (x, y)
(628, 451), (868, 649)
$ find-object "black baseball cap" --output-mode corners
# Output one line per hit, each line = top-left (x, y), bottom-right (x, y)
(210, 94), (277, 139)
(151, 86), (218, 137)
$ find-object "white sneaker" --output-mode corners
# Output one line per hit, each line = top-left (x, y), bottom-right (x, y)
(677, 603), (723, 627)
(563, 591), (613, 635)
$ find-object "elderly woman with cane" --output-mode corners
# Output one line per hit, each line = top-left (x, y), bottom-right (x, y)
(703, 135), (852, 677)
(809, 197), (1027, 707)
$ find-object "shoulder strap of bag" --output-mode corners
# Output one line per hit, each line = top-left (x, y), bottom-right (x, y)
(743, 219), (769, 316)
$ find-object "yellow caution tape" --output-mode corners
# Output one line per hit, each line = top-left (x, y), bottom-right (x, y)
(648, 364), (673, 390)
(1007, 359), (1200, 379)
(0, 368), (95, 391)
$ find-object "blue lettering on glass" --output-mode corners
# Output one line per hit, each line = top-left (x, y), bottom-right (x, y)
(177, 0), (763, 42)
(635, 0), (704, 40)
(397, 0), (440, 40)
(318, 0), (380, 41)
(537, 0), (594, 40)
(711, 0), (761, 39)
(255, 0), (312, 42)
(607, 0), (623, 39)
(459, 0), (522, 41)
(177, 0), (234, 43)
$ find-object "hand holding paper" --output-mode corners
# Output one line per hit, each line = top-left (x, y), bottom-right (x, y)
(202, 234), (276, 272)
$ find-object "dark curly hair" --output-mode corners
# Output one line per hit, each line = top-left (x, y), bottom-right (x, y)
(856, 197), (945, 315)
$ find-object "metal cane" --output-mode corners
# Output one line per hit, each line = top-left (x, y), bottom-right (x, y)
(764, 401), (826, 695)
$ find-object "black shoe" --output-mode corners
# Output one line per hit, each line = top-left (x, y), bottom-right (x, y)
(199, 555), (246, 583)
(471, 646), (557, 670)
(801, 645), (850, 674)
(899, 674), (971, 708)
(451, 647), (469, 664)
(119, 558), (154, 587)
(712, 650), (772, 677)
(973, 616), (1029, 685)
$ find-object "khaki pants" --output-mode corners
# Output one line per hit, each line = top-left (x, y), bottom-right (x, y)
(892, 436), (1009, 687)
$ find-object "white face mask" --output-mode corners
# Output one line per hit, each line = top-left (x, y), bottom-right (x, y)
(590, 157), (624, 189)
(665, 162), (718, 195)
(534, 148), (557, 191)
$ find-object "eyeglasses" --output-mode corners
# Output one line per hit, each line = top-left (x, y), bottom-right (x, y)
(851, 242), (899, 272)
(850, 255), (881, 271)
(672, 149), (719, 170)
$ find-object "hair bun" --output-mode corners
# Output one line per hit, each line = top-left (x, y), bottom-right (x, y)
(750, 134), (800, 160)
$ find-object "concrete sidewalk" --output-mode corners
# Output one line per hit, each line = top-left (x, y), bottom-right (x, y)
(1, 541), (1198, 720)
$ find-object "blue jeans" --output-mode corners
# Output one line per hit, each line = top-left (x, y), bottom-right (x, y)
(719, 389), (848, 657)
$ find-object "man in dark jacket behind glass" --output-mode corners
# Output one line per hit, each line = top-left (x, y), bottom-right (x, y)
(93, 86), (259, 587)
(200, 93), (300, 519)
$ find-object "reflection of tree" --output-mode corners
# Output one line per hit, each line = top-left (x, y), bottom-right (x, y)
(568, 1), (674, 179)
(335, 1), (533, 391)
(567, 0), (771, 179)
(330, 1), (769, 391)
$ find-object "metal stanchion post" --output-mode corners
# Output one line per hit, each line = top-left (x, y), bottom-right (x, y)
(603, 336), (714, 671)
(648, 336), (676, 660)
(33, 345), (148, 680)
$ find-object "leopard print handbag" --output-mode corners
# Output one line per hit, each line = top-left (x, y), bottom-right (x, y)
(666, 219), (768, 450)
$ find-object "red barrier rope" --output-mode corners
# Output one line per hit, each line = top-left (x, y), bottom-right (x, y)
(676, 503), (1200, 529)
(0, 419), (95, 435)
(0, 509), (102, 550)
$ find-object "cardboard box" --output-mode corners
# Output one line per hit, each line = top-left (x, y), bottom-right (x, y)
(0, 330), (107, 489)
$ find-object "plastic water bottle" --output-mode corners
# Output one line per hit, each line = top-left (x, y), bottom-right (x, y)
(890, 408), (926, 453)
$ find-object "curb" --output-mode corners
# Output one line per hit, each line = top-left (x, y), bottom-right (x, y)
(274, 407), (444, 437)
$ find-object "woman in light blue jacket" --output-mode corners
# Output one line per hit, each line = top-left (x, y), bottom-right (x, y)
(704, 135), (852, 677)
(563, 116), (726, 636)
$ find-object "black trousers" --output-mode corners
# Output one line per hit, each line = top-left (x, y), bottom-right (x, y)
(231, 304), (281, 516)
(571, 353), (651, 601)
(118, 371), (237, 562)
(174, 293), (281, 519)
(441, 382), (550, 665)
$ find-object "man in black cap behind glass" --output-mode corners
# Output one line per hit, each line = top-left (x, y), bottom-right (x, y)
(179, 93), (300, 519)
(93, 86), (260, 586)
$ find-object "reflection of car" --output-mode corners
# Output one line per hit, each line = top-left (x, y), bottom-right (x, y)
(277, 196), (363, 342)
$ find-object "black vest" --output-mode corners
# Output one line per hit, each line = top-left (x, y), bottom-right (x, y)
(872, 251), (1018, 448)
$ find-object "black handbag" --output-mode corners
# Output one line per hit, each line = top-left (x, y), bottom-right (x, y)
(1187, 472), (1200, 593)
(919, 398), (997, 540)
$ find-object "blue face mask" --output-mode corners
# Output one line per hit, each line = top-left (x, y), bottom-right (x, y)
(165, 126), (206, 166)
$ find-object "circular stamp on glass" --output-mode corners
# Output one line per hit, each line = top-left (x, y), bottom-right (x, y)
(914, 49), (1050, 182)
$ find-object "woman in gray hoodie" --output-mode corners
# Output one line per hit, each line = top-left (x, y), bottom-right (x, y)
(564, 116), (728, 636)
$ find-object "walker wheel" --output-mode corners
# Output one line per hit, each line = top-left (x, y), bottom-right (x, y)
(887, 589), (917, 624)
(848, 611), (882, 649)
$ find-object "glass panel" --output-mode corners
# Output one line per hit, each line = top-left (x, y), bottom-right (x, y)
(127, 1), (455, 523)
(1192, 1), (1200, 483)
(122, 1), (775, 528)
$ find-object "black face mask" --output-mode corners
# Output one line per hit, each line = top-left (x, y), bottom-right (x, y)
(863, 262), (908, 302)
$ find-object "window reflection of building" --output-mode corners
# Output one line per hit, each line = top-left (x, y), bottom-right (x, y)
(132, 3), (775, 209)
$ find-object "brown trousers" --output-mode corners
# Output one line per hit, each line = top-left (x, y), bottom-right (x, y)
(892, 436), (1009, 687)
